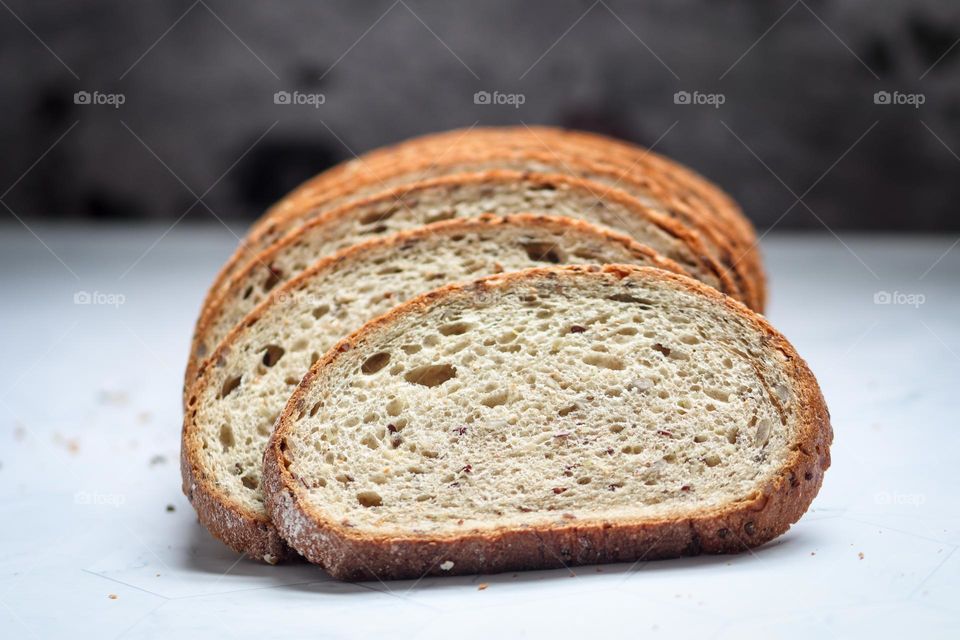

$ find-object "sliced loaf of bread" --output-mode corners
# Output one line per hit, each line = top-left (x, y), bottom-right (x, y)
(185, 171), (743, 390)
(203, 140), (761, 323)
(263, 265), (831, 580)
(181, 216), (687, 561)
(261, 126), (765, 306)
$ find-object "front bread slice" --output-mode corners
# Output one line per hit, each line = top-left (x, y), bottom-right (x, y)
(263, 265), (831, 580)
(181, 216), (686, 561)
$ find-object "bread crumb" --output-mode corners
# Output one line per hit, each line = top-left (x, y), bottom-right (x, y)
(858, 552), (865, 560)
(52, 433), (80, 454)
(98, 389), (129, 406)
(477, 583), (488, 591)
(108, 594), (118, 600)
(165, 504), (175, 512)
(439, 560), (454, 571)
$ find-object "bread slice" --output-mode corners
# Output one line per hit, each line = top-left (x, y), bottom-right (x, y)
(185, 170), (744, 391)
(201, 136), (762, 328)
(262, 265), (831, 580)
(181, 216), (688, 561)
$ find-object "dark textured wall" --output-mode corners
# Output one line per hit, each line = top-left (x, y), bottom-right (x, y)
(1, 0), (958, 230)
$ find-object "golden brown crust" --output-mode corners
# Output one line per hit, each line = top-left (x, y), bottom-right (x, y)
(181, 218), (693, 561)
(179, 431), (297, 563)
(183, 169), (746, 396)
(262, 265), (830, 580)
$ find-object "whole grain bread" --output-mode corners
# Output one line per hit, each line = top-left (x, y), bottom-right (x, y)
(262, 265), (831, 580)
(199, 132), (763, 327)
(263, 126), (765, 308)
(181, 216), (688, 561)
(185, 171), (744, 391)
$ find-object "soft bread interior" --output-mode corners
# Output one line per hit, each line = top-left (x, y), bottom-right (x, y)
(245, 158), (736, 284)
(187, 219), (682, 519)
(195, 173), (734, 365)
(278, 269), (798, 535)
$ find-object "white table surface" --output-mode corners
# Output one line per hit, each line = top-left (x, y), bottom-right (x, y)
(0, 225), (957, 639)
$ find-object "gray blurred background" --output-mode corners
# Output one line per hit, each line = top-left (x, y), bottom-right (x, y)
(1, 0), (958, 230)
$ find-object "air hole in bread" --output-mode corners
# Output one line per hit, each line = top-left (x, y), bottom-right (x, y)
(385, 398), (404, 416)
(480, 389), (510, 408)
(263, 268), (282, 292)
(529, 182), (557, 191)
(583, 354), (625, 370)
(521, 242), (564, 264)
(361, 352), (392, 375)
(754, 418), (772, 447)
(358, 208), (398, 226)
(558, 404), (578, 417)
(704, 387), (730, 402)
(439, 322), (472, 336)
(608, 293), (655, 306)
(424, 209), (456, 224)
(219, 375), (242, 399)
(241, 474), (258, 489)
(312, 305), (330, 319)
(404, 364), (456, 387)
(219, 425), (235, 451)
(261, 345), (285, 367)
(357, 491), (383, 507)
(242, 285), (253, 300)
